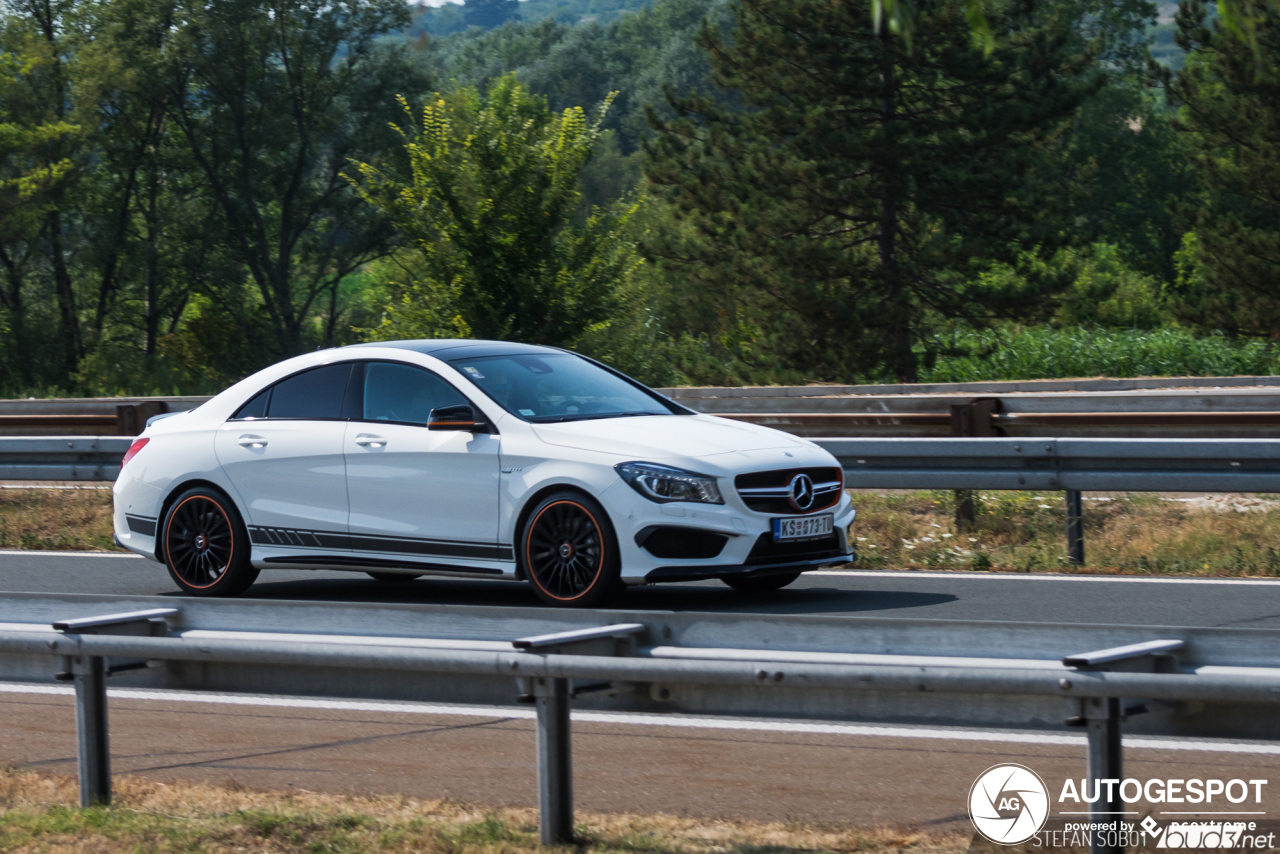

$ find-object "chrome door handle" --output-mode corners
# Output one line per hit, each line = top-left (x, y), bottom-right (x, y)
(238, 435), (267, 448)
(355, 435), (386, 448)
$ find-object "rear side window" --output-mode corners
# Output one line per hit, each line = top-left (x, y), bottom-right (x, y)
(362, 362), (468, 425)
(232, 388), (271, 420)
(266, 364), (353, 420)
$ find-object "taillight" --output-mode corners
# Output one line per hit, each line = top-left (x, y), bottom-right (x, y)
(121, 437), (150, 468)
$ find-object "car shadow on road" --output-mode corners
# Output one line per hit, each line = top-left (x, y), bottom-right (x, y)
(223, 575), (958, 616)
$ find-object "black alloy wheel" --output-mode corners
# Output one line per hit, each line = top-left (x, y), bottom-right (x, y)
(522, 491), (622, 607)
(162, 487), (259, 597)
(722, 571), (802, 593)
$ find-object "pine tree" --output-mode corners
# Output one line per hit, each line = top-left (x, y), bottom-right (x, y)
(645, 0), (1104, 381)
(1164, 0), (1280, 337)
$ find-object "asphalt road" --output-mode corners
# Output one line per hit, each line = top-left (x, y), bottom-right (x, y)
(4, 553), (1280, 827)
(3, 684), (1279, 828)
(3, 549), (1280, 627)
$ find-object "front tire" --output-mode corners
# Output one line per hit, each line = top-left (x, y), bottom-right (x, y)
(521, 491), (623, 608)
(161, 487), (259, 597)
(722, 571), (801, 593)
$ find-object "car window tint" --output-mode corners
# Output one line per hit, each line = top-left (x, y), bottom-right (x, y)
(267, 364), (352, 419)
(449, 353), (671, 422)
(232, 388), (270, 420)
(363, 362), (467, 425)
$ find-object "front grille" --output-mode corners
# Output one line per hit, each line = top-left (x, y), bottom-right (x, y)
(735, 466), (843, 514)
(745, 531), (844, 565)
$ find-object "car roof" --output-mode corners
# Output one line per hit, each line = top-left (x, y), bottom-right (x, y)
(344, 340), (564, 359)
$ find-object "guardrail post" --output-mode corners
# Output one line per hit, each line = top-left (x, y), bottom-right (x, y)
(1066, 490), (1085, 565)
(1085, 696), (1122, 854)
(535, 676), (573, 844)
(512, 624), (645, 846)
(950, 399), (1002, 531)
(72, 655), (111, 806)
(52, 607), (179, 808)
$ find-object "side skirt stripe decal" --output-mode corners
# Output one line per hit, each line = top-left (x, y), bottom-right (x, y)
(248, 526), (514, 561)
(261, 555), (505, 575)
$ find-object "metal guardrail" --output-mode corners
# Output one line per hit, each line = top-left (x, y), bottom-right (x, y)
(657, 375), (1280, 398)
(1, 593), (1279, 853)
(7, 435), (1280, 489)
(822, 437), (1280, 492)
(817, 437), (1280, 563)
(0, 399), (198, 437)
(10, 382), (1280, 438)
(0, 437), (133, 481)
(4, 434), (1279, 561)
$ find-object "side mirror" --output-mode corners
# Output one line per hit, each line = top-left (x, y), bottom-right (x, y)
(428, 404), (487, 432)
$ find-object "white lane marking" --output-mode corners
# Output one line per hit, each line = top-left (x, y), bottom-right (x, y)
(809, 570), (1280, 586)
(0, 485), (112, 490)
(0, 550), (140, 558)
(1, 682), (1276, 755)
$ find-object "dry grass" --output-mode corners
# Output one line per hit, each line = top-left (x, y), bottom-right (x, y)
(0, 487), (118, 551)
(5, 484), (1280, 577)
(849, 490), (1280, 576)
(0, 769), (968, 854)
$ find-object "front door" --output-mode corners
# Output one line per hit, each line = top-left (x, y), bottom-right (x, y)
(344, 361), (503, 564)
(213, 362), (354, 548)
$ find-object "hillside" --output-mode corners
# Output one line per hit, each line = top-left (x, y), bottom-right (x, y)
(412, 0), (1190, 68)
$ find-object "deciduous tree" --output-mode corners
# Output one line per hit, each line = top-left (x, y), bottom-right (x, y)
(348, 76), (639, 348)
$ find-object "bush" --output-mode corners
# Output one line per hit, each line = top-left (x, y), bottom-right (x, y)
(922, 326), (1280, 382)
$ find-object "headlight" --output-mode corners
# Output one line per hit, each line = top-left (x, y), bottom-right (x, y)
(615, 462), (724, 504)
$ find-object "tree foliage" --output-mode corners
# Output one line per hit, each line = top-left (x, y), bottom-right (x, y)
(1164, 0), (1280, 337)
(645, 0), (1105, 382)
(348, 75), (640, 348)
(463, 0), (520, 29)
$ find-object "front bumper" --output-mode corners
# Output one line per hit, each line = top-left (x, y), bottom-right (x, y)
(643, 525), (856, 583)
(644, 552), (851, 583)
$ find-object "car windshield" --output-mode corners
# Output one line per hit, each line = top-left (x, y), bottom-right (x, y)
(447, 353), (676, 423)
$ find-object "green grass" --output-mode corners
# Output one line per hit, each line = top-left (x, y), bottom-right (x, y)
(921, 327), (1280, 383)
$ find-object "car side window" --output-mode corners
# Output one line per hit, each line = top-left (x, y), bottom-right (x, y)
(232, 387), (271, 420)
(265, 364), (353, 420)
(362, 362), (468, 425)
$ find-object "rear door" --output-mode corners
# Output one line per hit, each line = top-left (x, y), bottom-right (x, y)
(213, 363), (354, 548)
(344, 361), (503, 564)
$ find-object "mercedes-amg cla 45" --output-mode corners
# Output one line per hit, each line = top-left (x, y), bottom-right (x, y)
(113, 340), (856, 606)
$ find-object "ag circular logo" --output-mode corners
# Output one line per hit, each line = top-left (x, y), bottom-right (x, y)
(969, 764), (1050, 845)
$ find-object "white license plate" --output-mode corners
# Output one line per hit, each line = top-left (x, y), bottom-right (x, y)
(771, 514), (834, 541)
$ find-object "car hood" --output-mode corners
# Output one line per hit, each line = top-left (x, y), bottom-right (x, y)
(532, 413), (814, 461)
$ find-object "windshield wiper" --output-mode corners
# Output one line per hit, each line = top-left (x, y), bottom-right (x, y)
(529, 411), (670, 423)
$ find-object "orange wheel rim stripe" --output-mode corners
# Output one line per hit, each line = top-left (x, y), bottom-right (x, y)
(164, 495), (235, 589)
(525, 500), (606, 601)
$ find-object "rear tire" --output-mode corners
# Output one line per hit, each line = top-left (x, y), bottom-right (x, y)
(161, 487), (259, 597)
(722, 571), (801, 593)
(367, 572), (422, 582)
(520, 491), (624, 608)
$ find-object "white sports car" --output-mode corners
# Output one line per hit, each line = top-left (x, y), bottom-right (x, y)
(113, 341), (856, 606)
